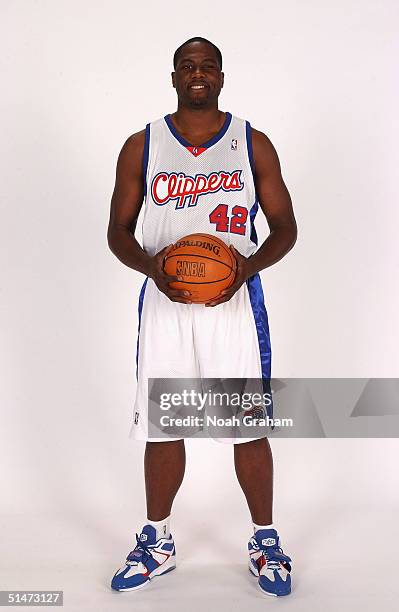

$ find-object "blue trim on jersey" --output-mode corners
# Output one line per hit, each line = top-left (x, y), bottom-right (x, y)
(249, 199), (259, 245)
(245, 120), (255, 178)
(204, 112), (232, 147)
(164, 112), (232, 150)
(136, 277), (148, 379)
(246, 121), (259, 246)
(246, 273), (273, 420)
(143, 123), (150, 197)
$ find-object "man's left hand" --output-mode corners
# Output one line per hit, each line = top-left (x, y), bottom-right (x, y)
(205, 245), (253, 307)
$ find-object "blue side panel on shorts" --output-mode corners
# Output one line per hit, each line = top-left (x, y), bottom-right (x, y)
(136, 277), (148, 379)
(246, 273), (273, 419)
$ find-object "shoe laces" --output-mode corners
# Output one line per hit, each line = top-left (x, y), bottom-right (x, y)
(126, 533), (154, 565)
(262, 545), (289, 570)
(253, 539), (292, 572)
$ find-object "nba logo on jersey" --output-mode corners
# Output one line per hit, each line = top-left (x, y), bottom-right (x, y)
(231, 138), (238, 150)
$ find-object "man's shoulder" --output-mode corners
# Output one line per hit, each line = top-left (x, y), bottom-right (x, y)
(250, 126), (274, 147)
(119, 115), (167, 163)
(116, 129), (147, 174)
(250, 126), (280, 168)
(124, 128), (146, 150)
(251, 126), (276, 155)
(233, 117), (274, 152)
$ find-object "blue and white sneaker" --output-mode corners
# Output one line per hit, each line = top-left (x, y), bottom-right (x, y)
(111, 525), (176, 591)
(248, 528), (292, 596)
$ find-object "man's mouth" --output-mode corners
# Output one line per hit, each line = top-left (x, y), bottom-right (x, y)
(188, 83), (208, 91)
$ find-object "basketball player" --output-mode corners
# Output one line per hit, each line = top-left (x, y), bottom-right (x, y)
(107, 37), (297, 597)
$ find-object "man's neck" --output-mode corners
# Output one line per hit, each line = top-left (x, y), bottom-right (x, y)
(171, 105), (225, 134)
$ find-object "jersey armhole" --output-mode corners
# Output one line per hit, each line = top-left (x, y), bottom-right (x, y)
(246, 120), (259, 247)
(142, 123), (151, 197)
(245, 120), (255, 180)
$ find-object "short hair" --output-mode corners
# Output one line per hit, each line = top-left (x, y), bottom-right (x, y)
(173, 37), (223, 70)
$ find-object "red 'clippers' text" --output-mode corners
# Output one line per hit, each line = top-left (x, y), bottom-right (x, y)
(151, 170), (243, 208)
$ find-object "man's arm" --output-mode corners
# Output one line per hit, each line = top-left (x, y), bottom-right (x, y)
(107, 130), (153, 274)
(245, 127), (297, 276)
(206, 128), (297, 307)
(107, 132), (191, 303)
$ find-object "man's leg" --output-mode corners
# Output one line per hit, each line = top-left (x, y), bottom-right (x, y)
(145, 440), (186, 520)
(233, 437), (273, 524)
(235, 438), (293, 596)
(111, 439), (184, 591)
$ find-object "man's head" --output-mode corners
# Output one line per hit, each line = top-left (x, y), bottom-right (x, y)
(172, 37), (224, 108)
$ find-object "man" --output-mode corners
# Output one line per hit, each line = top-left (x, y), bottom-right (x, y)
(107, 37), (297, 597)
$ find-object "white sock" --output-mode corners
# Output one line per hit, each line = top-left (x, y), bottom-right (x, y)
(147, 515), (171, 540)
(253, 521), (274, 534)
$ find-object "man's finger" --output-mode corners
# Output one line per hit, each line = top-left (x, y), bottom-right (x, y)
(159, 243), (174, 255)
(170, 297), (192, 304)
(229, 244), (242, 259)
(167, 289), (191, 298)
(163, 274), (184, 283)
(158, 244), (175, 266)
(220, 280), (244, 296)
(205, 294), (232, 307)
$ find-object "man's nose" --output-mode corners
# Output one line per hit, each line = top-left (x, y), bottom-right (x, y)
(192, 65), (204, 77)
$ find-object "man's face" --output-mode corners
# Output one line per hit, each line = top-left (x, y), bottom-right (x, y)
(172, 42), (224, 108)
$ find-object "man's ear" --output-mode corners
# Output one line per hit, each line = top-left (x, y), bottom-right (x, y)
(171, 71), (176, 89)
(221, 71), (224, 88)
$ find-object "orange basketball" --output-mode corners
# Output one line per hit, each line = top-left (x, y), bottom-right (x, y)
(163, 233), (237, 303)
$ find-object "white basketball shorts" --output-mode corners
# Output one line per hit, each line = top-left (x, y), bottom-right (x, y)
(129, 273), (272, 444)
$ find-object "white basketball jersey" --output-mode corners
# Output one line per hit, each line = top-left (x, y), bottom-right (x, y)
(130, 112), (274, 444)
(141, 112), (259, 257)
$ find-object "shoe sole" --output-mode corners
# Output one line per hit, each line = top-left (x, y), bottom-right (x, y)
(112, 558), (176, 592)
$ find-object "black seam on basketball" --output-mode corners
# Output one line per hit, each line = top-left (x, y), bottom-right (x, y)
(164, 253), (234, 271)
(180, 233), (236, 268)
(173, 233), (236, 268)
(169, 273), (235, 286)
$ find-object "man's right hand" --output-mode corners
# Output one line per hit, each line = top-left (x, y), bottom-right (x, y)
(147, 244), (192, 304)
